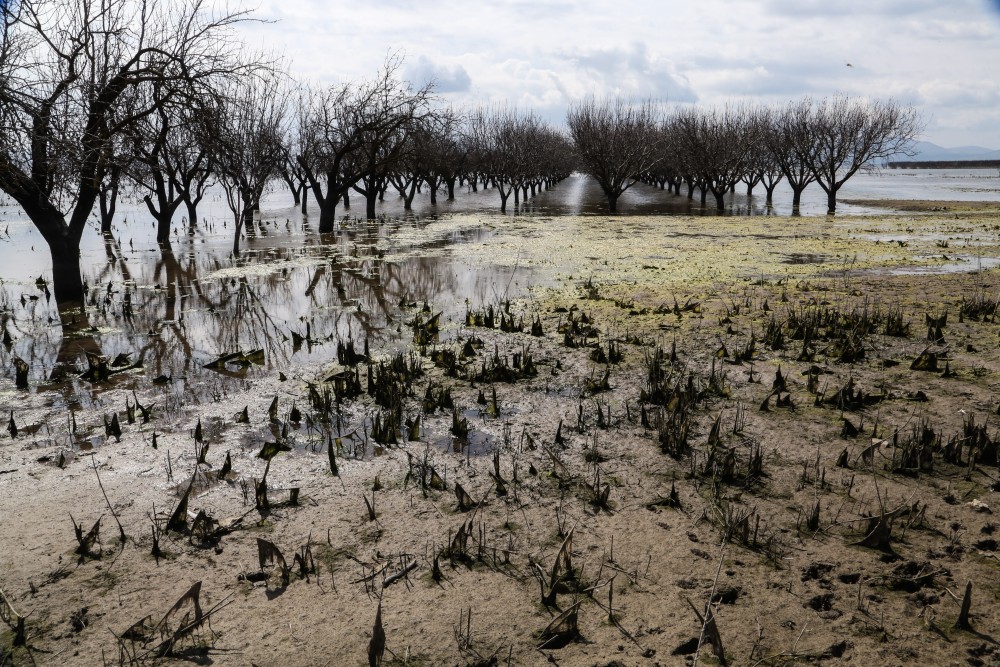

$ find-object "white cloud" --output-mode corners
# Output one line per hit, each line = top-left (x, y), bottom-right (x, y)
(404, 56), (472, 93)
(559, 42), (697, 102)
(235, 0), (1000, 148)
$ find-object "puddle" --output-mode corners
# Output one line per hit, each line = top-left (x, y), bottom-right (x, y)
(782, 252), (831, 265)
(883, 256), (1000, 276)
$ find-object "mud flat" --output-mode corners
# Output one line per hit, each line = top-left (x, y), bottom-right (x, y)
(4, 205), (1000, 666)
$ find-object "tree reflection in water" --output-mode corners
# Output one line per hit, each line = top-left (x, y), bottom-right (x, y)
(1, 212), (513, 416)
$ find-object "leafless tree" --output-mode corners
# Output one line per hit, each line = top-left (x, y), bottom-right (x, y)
(763, 100), (818, 212)
(740, 106), (784, 204)
(296, 58), (433, 230)
(97, 137), (132, 234)
(468, 106), (564, 213)
(688, 104), (757, 211)
(0, 0), (256, 308)
(669, 107), (711, 205)
(207, 71), (288, 256)
(278, 108), (310, 214)
(807, 95), (921, 214)
(566, 97), (663, 213)
(128, 87), (214, 245)
(415, 107), (467, 205)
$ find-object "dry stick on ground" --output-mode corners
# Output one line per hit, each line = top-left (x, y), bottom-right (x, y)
(691, 539), (728, 667)
(944, 581), (975, 630)
(0, 587), (26, 647)
(382, 559), (418, 589)
(91, 456), (127, 544)
(368, 601), (385, 667)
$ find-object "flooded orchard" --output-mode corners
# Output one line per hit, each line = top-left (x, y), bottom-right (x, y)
(5, 179), (1000, 666)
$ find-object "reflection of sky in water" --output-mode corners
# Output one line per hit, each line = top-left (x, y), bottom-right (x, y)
(0, 203), (520, 410)
(0, 168), (997, 405)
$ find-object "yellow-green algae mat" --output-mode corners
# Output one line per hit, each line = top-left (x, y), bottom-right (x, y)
(383, 210), (1000, 301)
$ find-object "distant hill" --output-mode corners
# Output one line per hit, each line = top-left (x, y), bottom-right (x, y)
(896, 141), (1000, 162)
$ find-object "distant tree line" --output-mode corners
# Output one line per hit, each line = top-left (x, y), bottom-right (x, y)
(0, 0), (921, 311)
(570, 96), (921, 215)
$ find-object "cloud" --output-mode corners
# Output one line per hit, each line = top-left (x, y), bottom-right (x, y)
(404, 56), (472, 93)
(232, 0), (1000, 147)
(761, 0), (942, 17)
(560, 42), (697, 103)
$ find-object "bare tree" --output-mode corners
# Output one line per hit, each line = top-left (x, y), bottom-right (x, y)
(127, 87), (214, 246)
(97, 141), (131, 234)
(741, 106), (784, 204)
(0, 0), (255, 308)
(763, 100), (818, 212)
(567, 98), (663, 213)
(415, 107), (467, 205)
(278, 115), (310, 214)
(467, 106), (560, 213)
(297, 59), (433, 230)
(688, 104), (757, 211)
(807, 95), (921, 214)
(669, 107), (711, 205)
(207, 72), (288, 256)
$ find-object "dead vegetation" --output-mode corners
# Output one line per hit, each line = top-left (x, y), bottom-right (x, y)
(6, 212), (1000, 666)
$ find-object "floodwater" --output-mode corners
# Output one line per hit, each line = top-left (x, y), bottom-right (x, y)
(0, 168), (998, 408)
(353, 167), (1000, 219)
(0, 212), (512, 411)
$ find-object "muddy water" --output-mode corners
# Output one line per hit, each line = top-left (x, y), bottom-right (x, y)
(1, 170), (999, 413)
(0, 205), (528, 416)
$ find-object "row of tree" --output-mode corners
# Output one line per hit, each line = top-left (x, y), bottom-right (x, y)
(570, 96), (921, 214)
(0, 0), (920, 310)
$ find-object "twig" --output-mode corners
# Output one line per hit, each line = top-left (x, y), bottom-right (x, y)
(692, 539), (727, 666)
(92, 456), (126, 544)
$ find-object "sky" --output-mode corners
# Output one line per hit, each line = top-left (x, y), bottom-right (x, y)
(238, 0), (1000, 149)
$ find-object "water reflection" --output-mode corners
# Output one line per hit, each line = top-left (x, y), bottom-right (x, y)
(1, 167), (998, 409)
(0, 208), (524, 416)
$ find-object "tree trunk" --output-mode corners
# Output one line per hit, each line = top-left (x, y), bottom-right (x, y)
(446, 178), (456, 201)
(686, 181), (695, 199)
(765, 184), (778, 206)
(827, 189), (837, 215)
(500, 191), (510, 213)
(714, 191), (726, 211)
(403, 180), (418, 210)
(791, 186), (804, 210)
(700, 187), (708, 206)
(185, 200), (199, 230)
(608, 193), (619, 213)
(342, 191), (350, 209)
(429, 185), (437, 205)
(365, 189), (377, 221)
(319, 203), (337, 233)
(100, 185), (118, 235)
(243, 206), (255, 227)
(285, 175), (301, 206)
(300, 184), (308, 214)
(154, 211), (172, 244)
(50, 238), (85, 310)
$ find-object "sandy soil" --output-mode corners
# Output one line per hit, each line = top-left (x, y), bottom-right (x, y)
(5, 206), (1000, 666)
